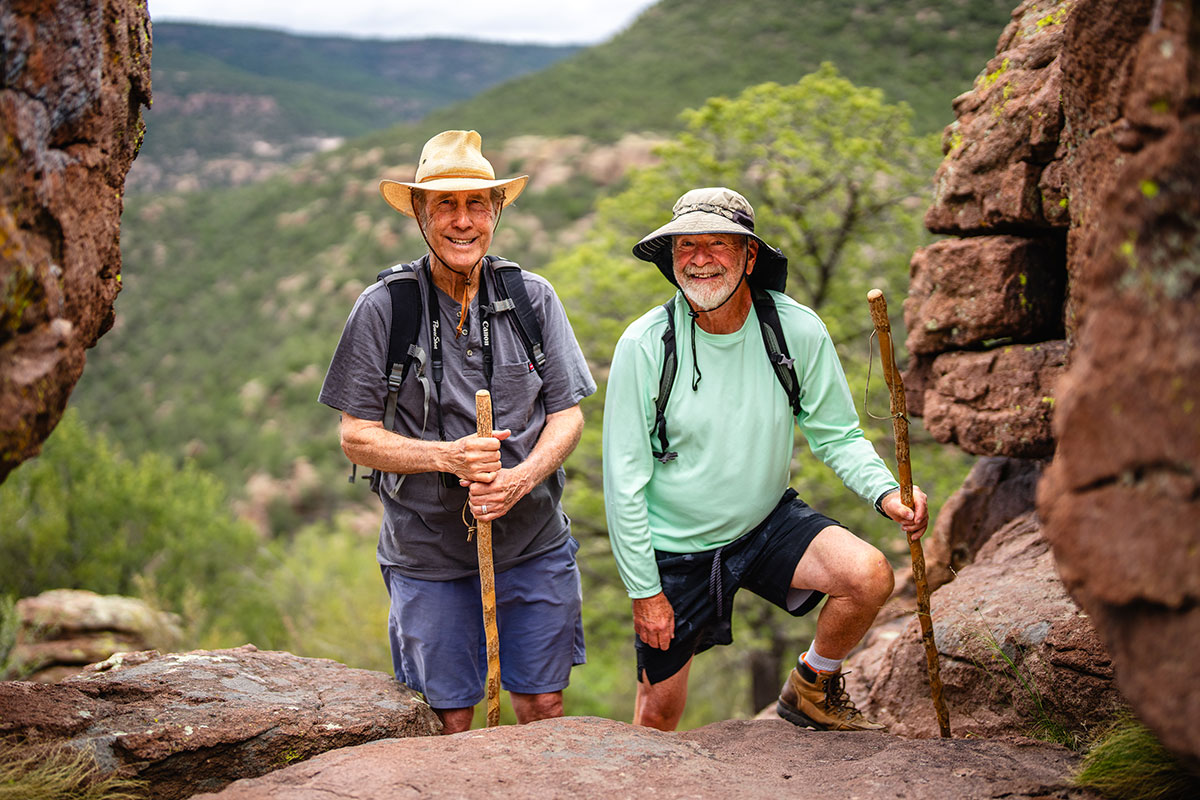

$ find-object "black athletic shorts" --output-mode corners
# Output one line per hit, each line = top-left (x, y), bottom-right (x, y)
(635, 488), (839, 684)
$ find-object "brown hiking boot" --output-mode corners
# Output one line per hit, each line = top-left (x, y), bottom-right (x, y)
(776, 668), (885, 731)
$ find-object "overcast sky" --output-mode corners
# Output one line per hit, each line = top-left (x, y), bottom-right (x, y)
(150, 0), (660, 45)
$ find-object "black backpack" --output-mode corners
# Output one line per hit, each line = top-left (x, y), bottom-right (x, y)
(350, 255), (546, 488)
(650, 288), (802, 463)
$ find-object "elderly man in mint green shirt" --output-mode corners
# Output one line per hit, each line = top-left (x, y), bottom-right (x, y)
(602, 187), (928, 732)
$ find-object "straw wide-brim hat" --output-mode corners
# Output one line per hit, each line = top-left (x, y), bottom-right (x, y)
(379, 130), (528, 218)
(633, 187), (788, 293)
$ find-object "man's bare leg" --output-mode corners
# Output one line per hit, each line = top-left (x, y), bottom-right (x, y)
(791, 525), (894, 658)
(435, 706), (474, 734)
(776, 524), (892, 730)
(511, 690), (564, 723)
(633, 657), (692, 731)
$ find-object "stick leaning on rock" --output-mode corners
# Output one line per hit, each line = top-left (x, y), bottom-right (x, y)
(475, 389), (502, 727)
(867, 289), (951, 739)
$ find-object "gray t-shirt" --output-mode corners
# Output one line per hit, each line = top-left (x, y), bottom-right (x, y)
(319, 257), (596, 580)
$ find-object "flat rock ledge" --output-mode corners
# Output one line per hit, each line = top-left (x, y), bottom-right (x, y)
(196, 716), (1097, 800)
(0, 645), (440, 799)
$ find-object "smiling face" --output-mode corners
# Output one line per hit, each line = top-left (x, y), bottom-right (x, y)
(671, 233), (758, 311)
(418, 189), (499, 273)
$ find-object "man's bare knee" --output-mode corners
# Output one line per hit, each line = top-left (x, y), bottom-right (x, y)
(852, 546), (894, 605)
(436, 707), (473, 734)
(512, 691), (563, 723)
(794, 526), (891, 602)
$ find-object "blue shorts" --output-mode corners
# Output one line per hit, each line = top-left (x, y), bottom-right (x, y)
(636, 489), (837, 684)
(381, 536), (586, 709)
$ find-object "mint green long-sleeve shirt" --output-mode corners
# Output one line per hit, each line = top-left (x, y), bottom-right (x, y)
(602, 291), (899, 599)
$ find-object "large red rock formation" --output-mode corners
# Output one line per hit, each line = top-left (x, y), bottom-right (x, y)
(905, 0), (1073, 457)
(897, 0), (1199, 765)
(1037, 0), (1200, 766)
(0, 0), (151, 482)
(848, 512), (1121, 741)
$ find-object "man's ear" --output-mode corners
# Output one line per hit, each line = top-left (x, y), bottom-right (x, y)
(746, 238), (759, 275)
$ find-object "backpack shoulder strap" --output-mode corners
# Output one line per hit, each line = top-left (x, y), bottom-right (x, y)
(347, 262), (425, 489)
(651, 297), (679, 463)
(752, 288), (802, 418)
(487, 256), (546, 375)
(376, 262), (424, 432)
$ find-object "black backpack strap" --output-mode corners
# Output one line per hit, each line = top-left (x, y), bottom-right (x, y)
(650, 292), (800, 464)
(487, 256), (546, 375)
(650, 298), (678, 463)
(350, 261), (434, 497)
(377, 263), (425, 432)
(752, 288), (802, 418)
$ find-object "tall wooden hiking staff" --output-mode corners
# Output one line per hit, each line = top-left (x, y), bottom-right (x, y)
(867, 289), (951, 739)
(475, 389), (502, 727)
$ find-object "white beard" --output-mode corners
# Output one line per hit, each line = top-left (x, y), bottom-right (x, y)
(680, 279), (736, 311)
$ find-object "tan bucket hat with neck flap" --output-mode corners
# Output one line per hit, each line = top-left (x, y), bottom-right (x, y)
(633, 187), (788, 293)
(379, 130), (529, 218)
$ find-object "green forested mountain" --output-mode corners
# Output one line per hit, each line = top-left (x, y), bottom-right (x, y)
(132, 23), (578, 190)
(421, 0), (1015, 139)
(39, 0), (1021, 723)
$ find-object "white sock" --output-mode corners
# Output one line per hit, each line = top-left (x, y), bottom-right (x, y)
(800, 648), (842, 674)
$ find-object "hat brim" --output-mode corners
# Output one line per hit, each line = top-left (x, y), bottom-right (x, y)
(379, 175), (529, 218)
(632, 211), (789, 293)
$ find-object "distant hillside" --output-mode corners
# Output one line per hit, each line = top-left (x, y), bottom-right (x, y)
(76, 0), (1017, 527)
(421, 0), (1015, 140)
(131, 23), (579, 192)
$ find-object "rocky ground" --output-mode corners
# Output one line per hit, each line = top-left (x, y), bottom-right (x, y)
(193, 716), (1098, 800)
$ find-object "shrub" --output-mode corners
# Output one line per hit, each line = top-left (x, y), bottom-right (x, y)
(1075, 716), (1200, 800)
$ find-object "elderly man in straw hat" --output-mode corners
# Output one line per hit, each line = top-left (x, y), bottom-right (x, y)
(320, 130), (595, 733)
(602, 187), (928, 731)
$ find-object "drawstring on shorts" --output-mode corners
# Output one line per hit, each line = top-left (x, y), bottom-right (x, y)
(708, 545), (727, 618)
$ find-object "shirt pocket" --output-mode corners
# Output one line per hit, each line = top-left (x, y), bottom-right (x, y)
(491, 362), (544, 431)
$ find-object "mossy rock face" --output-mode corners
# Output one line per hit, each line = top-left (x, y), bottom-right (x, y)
(0, 0), (151, 483)
(0, 211), (46, 343)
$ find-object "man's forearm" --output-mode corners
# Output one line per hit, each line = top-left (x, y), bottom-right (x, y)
(341, 420), (452, 474)
(512, 405), (583, 487)
(339, 413), (503, 480)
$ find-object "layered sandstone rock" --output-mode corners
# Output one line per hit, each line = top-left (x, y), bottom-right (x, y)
(0, 645), (441, 799)
(906, 236), (1066, 356)
(5, 589), (183, 682)
(905, 0), (1073, 456)
(916, 341), (1067, 457)
(922, 456), (1044, 593)
(0, 0), (151, 482)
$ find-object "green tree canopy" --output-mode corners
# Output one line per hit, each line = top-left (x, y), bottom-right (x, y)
(550, 62), (940, 368)
(0, 411), (274, 639)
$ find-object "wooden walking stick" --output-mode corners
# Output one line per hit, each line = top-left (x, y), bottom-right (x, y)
(475, 389), (502, 728)
(867, 289), (951, 739)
